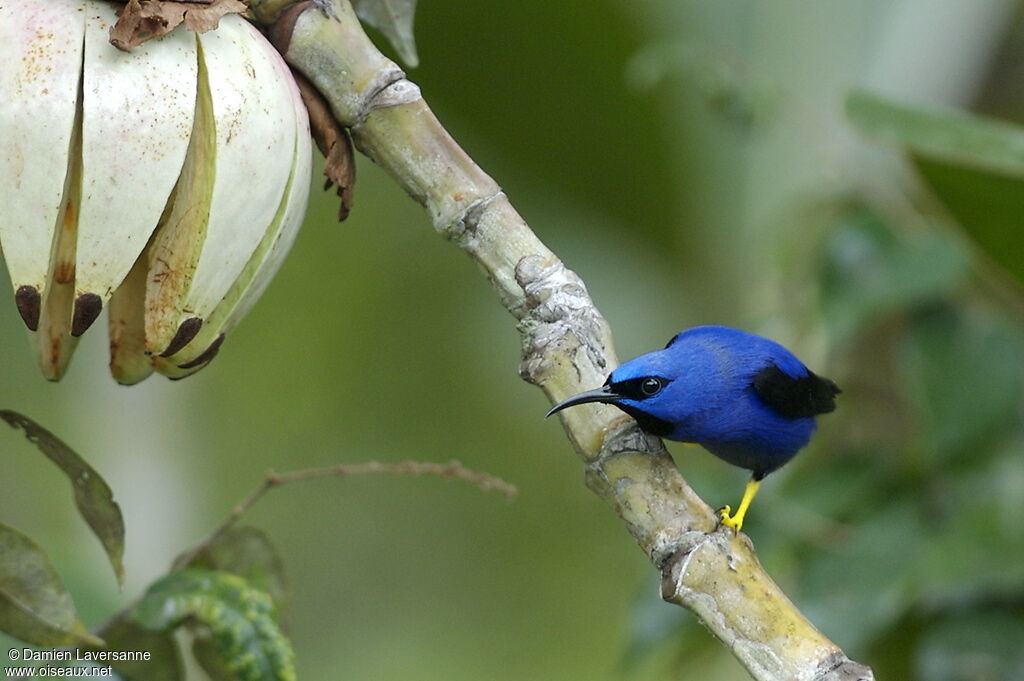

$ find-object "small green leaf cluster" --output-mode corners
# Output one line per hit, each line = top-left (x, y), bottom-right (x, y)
(0, 414), (293, 680)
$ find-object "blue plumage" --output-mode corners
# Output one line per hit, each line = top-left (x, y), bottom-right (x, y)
(546, 325), (840, 530)
(612, 326), (820, 474)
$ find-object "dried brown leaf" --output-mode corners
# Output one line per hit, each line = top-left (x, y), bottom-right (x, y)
(294, 72), (356, 221)
(110, 0), (247, 51)
(182, 0), (248, 32)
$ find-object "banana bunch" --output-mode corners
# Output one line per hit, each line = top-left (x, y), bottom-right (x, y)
(0, 0), (312, 383)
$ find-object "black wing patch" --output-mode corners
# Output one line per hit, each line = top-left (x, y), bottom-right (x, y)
(753, 364), (840, 419)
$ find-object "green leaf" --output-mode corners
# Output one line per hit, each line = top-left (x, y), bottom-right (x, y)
(92, 615), (183, 681)
(131, 568), (295, 681)
(913, 157), (1024, 286)
(0, 410), (126, 585)
(0, 523), (101, 647)
(846, 90), (1024, 287)
(183, 527), (288, 611)
(847, 89), (1024, 171)
(353, 0), (419, 67)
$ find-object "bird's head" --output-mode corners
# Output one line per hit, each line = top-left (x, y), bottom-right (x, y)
(545, 348), (691, 437)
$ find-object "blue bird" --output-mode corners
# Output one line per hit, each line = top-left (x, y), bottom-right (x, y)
(546, 325), (840, 531)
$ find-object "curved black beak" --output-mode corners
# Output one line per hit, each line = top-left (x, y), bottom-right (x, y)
(545, 384), (622, 418)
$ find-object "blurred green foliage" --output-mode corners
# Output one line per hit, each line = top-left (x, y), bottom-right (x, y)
(848, 90), (1024, 288)
(2, 1), (1024, 680)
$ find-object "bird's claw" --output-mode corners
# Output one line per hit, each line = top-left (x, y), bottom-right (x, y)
(717, 505), (743, 533)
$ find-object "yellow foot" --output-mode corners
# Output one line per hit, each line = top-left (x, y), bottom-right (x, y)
(718, 505), (743, 533)
(718, 477), (760, 533)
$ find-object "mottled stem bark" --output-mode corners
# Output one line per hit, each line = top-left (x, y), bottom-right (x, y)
(255, 2), (874, 679)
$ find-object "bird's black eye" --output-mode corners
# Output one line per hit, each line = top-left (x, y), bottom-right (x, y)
(608, 376), (671, 400)
(641, 377), (663, 396)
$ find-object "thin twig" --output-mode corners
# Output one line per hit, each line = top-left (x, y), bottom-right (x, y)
(173, 459), (516, 569)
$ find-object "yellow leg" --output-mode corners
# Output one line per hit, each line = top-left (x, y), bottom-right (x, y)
(718, 477), (761, 533)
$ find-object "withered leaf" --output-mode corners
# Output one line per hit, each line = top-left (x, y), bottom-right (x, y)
(110, 0), (248, 51)
(295, 73), (356, 221)
(0, 410), (126, 586)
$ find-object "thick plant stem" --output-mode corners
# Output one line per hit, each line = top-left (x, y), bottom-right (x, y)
(258, 2), (875, 679)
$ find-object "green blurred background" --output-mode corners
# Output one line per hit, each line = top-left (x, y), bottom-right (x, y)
(3, 0), (1024, 679)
